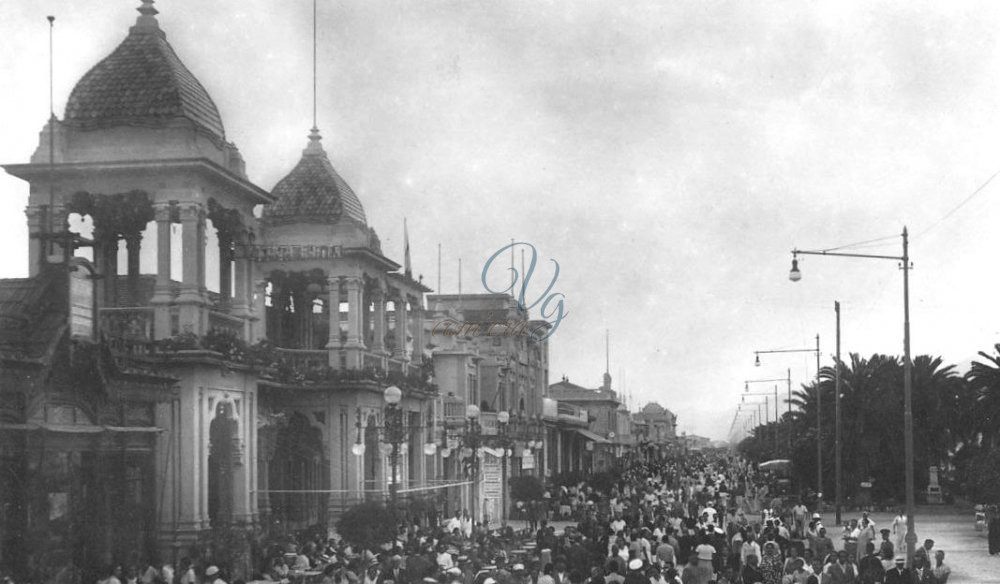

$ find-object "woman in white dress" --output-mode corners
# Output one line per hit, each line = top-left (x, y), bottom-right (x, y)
(891, 508), (907, 555)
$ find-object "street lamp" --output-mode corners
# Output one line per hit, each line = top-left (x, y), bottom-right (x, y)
(788, 227), (916, 567)
(754, 337), (822, 502)
(744, 384), (779, 454)
(497, 410), (510, 525)
(465, 404), (482, 526)
(383, 385), (405, 511)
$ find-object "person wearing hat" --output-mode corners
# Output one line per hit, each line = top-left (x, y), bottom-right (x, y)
(877, 529), (894, 569)
(623, 560), (645, 584)
(205, 566), (226, 584)
(884, 557), (911, 584)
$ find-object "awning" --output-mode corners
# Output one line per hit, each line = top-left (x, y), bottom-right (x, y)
(576, 428), (609, 443)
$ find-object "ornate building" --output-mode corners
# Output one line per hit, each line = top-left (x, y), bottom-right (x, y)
(0, 2), (436, 581)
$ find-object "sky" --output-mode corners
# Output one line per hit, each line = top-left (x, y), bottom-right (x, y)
(4, 0), (1000, 442)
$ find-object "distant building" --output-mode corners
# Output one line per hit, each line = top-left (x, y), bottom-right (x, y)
(548, 372), (630, 471)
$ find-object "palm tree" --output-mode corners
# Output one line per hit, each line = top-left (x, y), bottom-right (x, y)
(967, 343), (1000, 448)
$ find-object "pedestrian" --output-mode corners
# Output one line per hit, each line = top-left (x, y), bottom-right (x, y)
(884, 558), (910, 584)
(890, 509), (907, 556)
(857, 542), (883, 584)
(759, 542), (783, 584)
(205, 566), (226, 584)
(740, 555), (763, 584)
(931, 550), (949, 584)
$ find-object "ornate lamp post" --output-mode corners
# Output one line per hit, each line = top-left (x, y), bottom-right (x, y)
(383, 385), (405, 511)
(496, 410), (511, 525)
(465, 404), (482, 526)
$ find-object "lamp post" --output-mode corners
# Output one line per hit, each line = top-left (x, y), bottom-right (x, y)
(789, 227), (915, 567)
(465, 404), (482, 527)
(383, 385), (405, 512)
(497, 410), (510, 525)
(754, 337), (822, 503)
(744, 384), (780, 454)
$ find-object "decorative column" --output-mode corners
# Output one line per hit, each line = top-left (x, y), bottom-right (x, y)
(411, 303), (424, 365)
(250, 279), (267, 343)
(394, 294), (409, 361)
(371, 287), (387, 355)
(25, 206), (45, 276)
(177, 203), (206, 334)
(218, 234), (233, 305)
(151, 203), (173, 339)
(344, 276), (364, 369)
(125, 232), (142, 306)
(326, 276), (342, 366)
(232, 231), (251, 339)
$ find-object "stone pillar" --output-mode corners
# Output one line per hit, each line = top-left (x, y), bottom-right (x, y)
(372, 288), (387, 355)
(411, 304), (424, 365)
(232, 232), (251, 340)
(344, 277), (364, 368)
(125, 232), (142, 306)
(250, 279), (267, 343)
(197, 210), (208, 297)
(394, 295), (408, 361)
(102, 235), (120, 308)
(177, 203), (205, 334)
(25, 206), (45, 277)
(151, 203), (173, 339)
(218, 234), (233, 305)
(326, 276), (342, 366)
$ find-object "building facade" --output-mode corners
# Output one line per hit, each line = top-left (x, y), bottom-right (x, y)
(0, 3), (441, 581)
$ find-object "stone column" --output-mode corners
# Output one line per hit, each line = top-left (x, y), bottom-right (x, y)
(250, 279), (267, 343)
(177, 203), (205, 334)
(326, 276), (342, 366)
(25, 206), (45, 277)
(411, 304), (424, 365)
(232, 231), (251, 340)
(103, 235), (120, 308)
(394, 295), (409, 361)
(125, 232), (142, 306)
(151, 203), (173, 339)
(344, 276), (364, 368)
(371, 288), (387, 355)
(218, 234), (233, 305)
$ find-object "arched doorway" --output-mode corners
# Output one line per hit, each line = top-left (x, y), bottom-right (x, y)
(268, 413), (329, 532)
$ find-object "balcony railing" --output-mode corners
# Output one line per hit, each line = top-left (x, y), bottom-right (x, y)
(208, 309), (244, 339)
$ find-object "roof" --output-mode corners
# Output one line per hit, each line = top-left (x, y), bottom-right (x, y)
(63, 2), (226, 141)
(262, 129), (368, 226)
(0, 272), (66, 361)
(549, 380), (620, 403)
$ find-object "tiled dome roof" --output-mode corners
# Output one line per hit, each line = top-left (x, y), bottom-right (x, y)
(63, 1), (225, 140)
(263, 129), (368, 226)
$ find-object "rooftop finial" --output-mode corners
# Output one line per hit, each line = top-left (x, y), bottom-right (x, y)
(303, 126), (325, 155)
(134, 0), (160, 32)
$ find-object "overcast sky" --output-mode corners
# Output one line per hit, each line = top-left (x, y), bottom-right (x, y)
(4, 0), (1000, 441)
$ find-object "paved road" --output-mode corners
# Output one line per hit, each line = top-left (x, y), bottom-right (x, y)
(509, 505), (998, 582)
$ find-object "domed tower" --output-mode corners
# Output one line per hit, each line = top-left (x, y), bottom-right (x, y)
(1, 1), (270, 562)
(255, 126), (429, 370)
(4, 0), (270, 340)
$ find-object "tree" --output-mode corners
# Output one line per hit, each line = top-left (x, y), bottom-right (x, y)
(336, 501), (395, 552)
(509, 475), (545, 502)
(968, 343), (1000, 449)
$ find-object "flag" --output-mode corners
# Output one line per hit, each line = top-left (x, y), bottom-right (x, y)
(404, 218), (412, 278)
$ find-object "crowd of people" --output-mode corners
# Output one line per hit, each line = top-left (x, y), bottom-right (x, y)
(7, 453), (960, 584)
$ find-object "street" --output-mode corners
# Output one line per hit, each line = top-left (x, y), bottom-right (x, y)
(511, 505), (999, 583)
